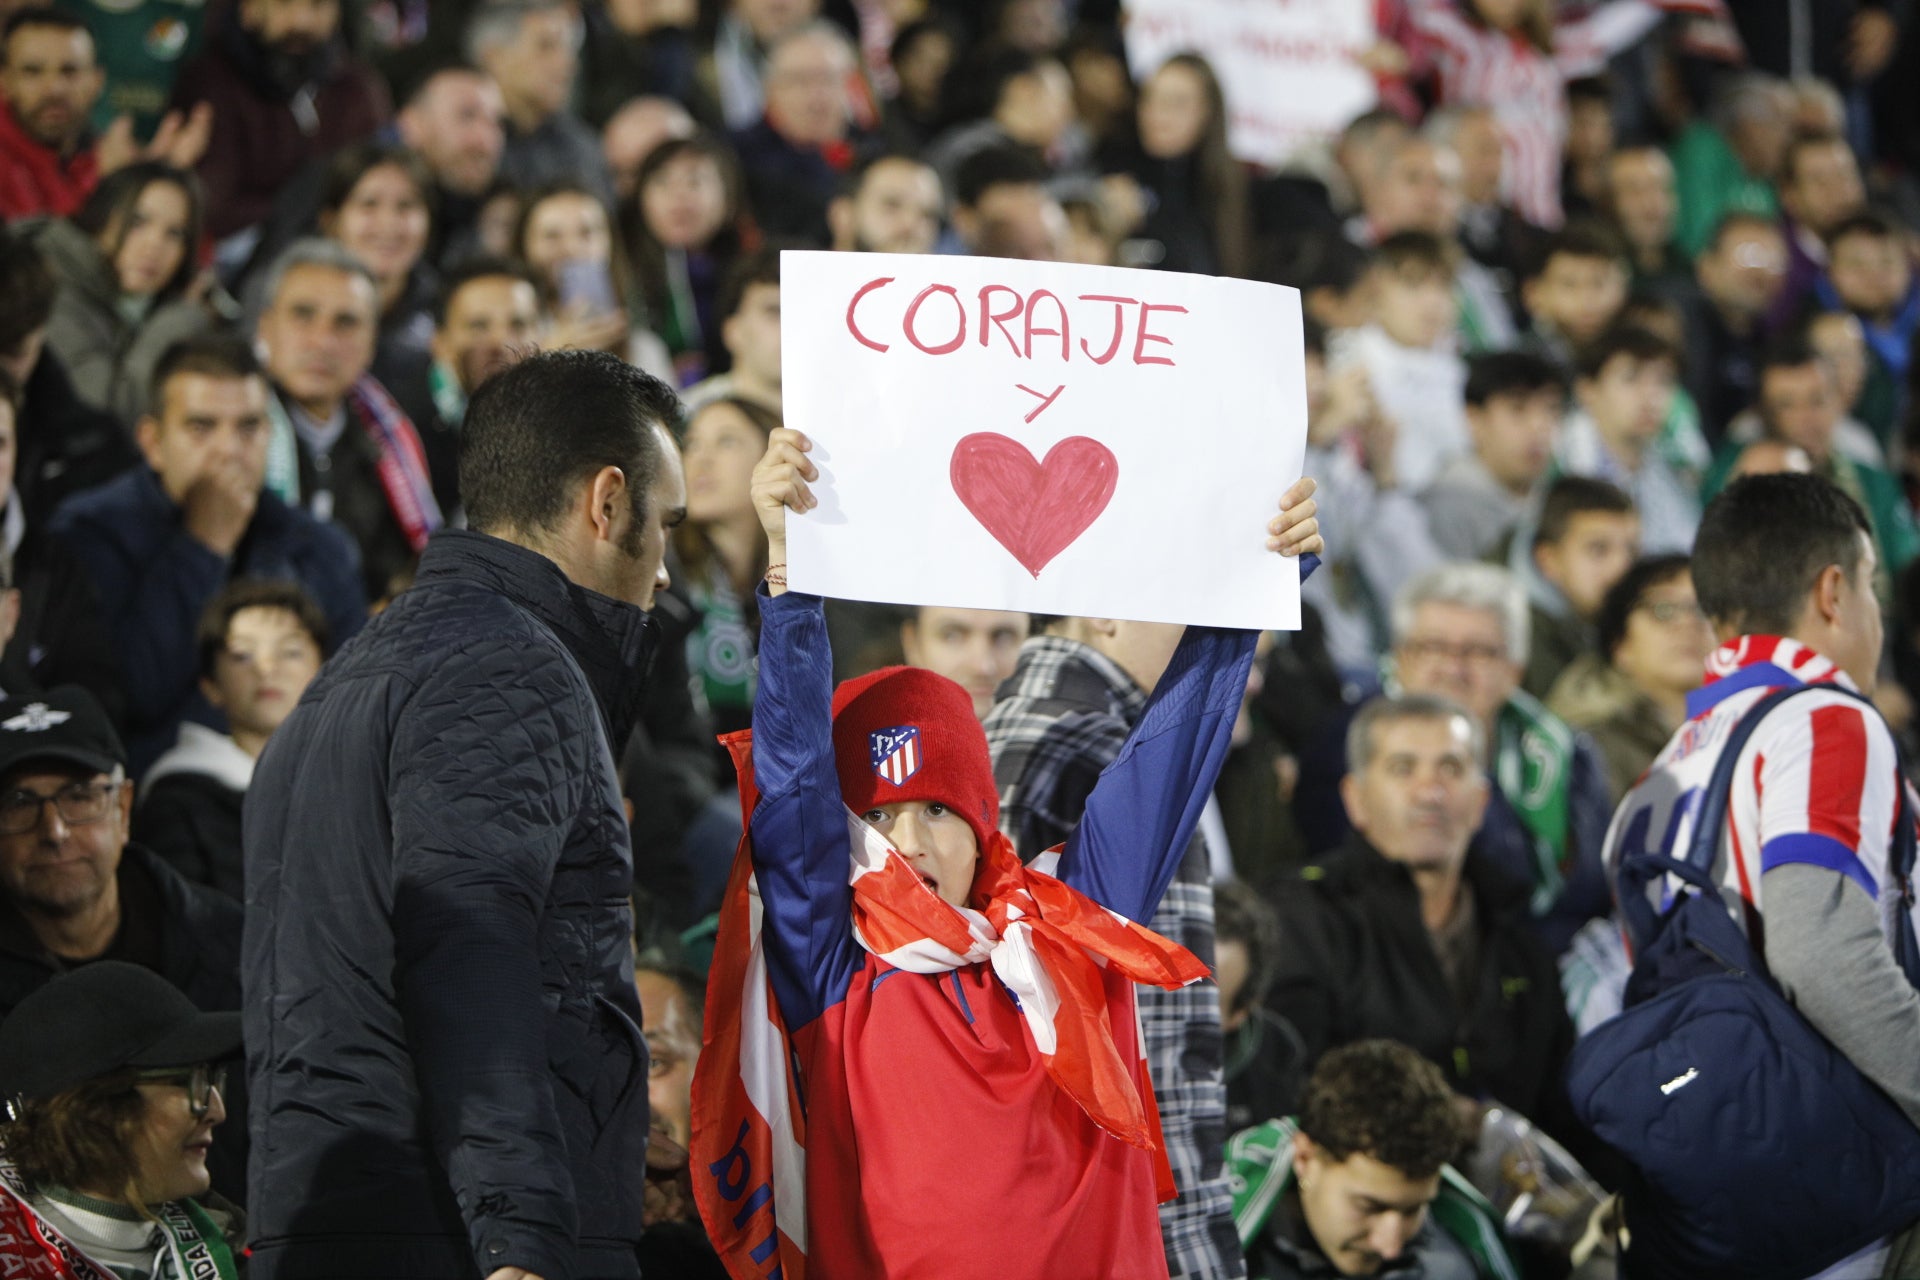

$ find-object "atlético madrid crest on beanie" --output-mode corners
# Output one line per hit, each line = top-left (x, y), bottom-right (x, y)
(830, 666), (999, 852)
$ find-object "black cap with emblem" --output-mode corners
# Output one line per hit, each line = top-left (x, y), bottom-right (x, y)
(0, 686), (127, 783)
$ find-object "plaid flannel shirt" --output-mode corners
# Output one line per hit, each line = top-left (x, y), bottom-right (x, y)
(984, 635), (1245, 1280)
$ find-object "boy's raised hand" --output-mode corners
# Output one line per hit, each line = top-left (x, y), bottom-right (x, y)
(752, 428), (818, 593)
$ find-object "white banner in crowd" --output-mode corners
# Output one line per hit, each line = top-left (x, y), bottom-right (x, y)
(1123, 0), (1379, 171)
(779, 251), (1308, 630)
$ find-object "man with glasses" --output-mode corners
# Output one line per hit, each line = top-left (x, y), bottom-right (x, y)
(0, 684), (243, 1191)
(1295, 562), (1614, 958)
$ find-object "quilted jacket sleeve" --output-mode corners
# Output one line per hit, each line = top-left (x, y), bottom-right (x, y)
(388, 636), (589, 1279)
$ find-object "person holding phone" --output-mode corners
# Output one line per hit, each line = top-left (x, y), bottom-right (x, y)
(513, 182), (671, 381)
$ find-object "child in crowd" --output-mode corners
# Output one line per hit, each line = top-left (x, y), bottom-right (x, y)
(1516, 476), (1641, 698)
(137, 579), (329, 901)
(1819, 209), (1920, 396)
(1424, 350), (1567, 559)
(1560, 324), (1705, 552)
(692, 427), (1321, 1278)
(1329, 231), (1467, 493)
(1521, 222), (1631, 368)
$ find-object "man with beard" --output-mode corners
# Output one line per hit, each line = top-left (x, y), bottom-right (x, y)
(169, 0), (389, 245)
(390, 257), (541, 516)
(828, 152), (943, 255)
(244, 62), (507, 287)
(0, 7), (209, 220)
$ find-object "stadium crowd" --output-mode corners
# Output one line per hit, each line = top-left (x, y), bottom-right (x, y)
(1, 0), (1919, 1276)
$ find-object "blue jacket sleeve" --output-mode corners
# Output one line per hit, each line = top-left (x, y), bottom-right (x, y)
(748, 587), (861, 1031)
(1055, 626), (1257, 923)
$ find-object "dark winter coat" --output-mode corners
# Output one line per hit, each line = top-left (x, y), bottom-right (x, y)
(1266, 834), (1576, 1134)
(47, 464), (367, 774)
(241, 530), (655, 1280)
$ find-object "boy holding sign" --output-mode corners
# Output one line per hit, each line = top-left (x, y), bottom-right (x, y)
(692, 427), (1320, 1279)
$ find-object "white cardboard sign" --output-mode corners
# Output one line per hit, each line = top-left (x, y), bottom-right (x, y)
(779, 251), (1307, 631)
(1123, 0), (1379, 171)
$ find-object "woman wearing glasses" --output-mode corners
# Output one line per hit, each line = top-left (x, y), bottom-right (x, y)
(0, 962), (243, 1279)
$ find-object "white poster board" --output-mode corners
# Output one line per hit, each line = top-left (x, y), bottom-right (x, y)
(1123, 0), (1379, 171)
(779, 251), (1307, 630)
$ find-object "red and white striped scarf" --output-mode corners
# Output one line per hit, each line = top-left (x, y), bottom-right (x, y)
(691, 731), (1207, 1280)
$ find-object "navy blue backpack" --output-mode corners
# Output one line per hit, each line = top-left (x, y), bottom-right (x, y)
(1564, 685), (1920, 1280)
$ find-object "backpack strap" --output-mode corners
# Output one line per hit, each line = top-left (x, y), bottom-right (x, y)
(1616, 681), (1920, 992)
(1616, 685), (1809, 950)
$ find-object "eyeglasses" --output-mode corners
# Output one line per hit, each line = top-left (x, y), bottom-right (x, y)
(1635, 600), (1707, 626)
(1401, 638), (1507, 666)
(134, 1063), (226, 1119)
(0, 781), (119, 836)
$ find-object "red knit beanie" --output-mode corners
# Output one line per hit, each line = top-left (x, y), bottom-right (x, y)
(830, 665), (1001, 854)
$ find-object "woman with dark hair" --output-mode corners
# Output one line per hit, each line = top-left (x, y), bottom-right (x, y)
(514, 181), (673, 380)
(1546, 553), (1717, 800)
(673, 394), (781, 744)
(0, 963), (244, 1278)
(36, 162), (209, 427)
(623, 132), (751, 385)
(1102, 52), (1249, 277)
(316, 142), (438, 391)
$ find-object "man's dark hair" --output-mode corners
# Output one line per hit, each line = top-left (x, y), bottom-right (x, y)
(149, 334), (263, 418)
(433, 255), (539, 328)
(397, 57), (487, 110)
(953, 144), (1049, 210)
(889, 14), (955, 72)
(1759, 334), (1829, 382)
(839, 149), (939, 202)
(0, 366), (19, 418)
(2, 6), (88, 49)
(1533, 474), (1634, 549)
(1693, 473), (1871, 634)
(1528, 219), (1628, 281)
(460, 349), (677, 541)
(1574, 323), (1680, 381)
(197, 578), (332, 680)
(1597, 553), (1691, 658)
(1263, 231), (1370, 297)
(1298, 1040), (1466, 1180)
(948, 45), (1051, 126)
(1373, 229), (1453, 281)
(1465, 350), (1566, 407)
(1825, 207), (1904, 252)
(717, 244), (783, 324)
(1213, 882), (1282, 1021)
(0, 230), (56, 357)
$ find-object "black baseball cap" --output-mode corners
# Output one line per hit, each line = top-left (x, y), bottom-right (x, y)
(0, 687), (126, 783)
(0, 963), (241, 1103)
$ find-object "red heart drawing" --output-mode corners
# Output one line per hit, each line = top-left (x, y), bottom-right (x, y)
(949, 432), (1119, 578)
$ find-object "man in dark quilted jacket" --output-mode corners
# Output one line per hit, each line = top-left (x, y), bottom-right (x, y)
(240, 349), (687, 1280)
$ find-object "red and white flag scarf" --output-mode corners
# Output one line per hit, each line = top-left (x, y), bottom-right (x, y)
(691, 731), (1209, 1280)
